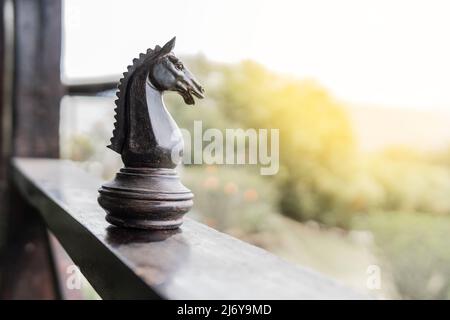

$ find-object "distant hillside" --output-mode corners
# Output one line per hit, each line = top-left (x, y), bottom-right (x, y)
(346, 106), (450, 152)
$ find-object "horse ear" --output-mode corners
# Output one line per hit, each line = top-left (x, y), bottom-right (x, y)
(159, 37), (176, 55)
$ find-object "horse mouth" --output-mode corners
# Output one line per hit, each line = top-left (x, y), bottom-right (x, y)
(179, 85), (204, 105)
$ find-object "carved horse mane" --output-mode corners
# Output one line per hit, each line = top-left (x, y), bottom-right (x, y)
(108, 47), (157, 154)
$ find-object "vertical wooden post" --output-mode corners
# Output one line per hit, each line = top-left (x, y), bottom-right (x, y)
(0, 0), (6, 250)
(13, 0), (63, 157)
(0, 0), (63, 299)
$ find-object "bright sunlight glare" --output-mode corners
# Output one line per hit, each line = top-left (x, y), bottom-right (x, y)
(64, 0), (450, 110)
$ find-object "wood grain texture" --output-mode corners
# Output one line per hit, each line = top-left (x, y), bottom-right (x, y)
(12, 158), (365, 299)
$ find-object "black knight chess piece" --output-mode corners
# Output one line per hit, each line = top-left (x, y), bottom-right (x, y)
(98, 37), (205, 230)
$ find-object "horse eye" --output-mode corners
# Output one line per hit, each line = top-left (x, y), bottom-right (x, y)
(175, 63), (184, 70)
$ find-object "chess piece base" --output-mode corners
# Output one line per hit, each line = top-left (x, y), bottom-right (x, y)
(98, 167), (193, 230)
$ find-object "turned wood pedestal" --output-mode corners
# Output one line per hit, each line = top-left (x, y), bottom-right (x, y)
(98, 167), (193, 230)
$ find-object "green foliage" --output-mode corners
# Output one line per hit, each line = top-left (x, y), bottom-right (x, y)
(357, 212), (450, 299)
(215, 61), (360, 227)
(367, 154), (450, 215)
(161, 56), (450, 228)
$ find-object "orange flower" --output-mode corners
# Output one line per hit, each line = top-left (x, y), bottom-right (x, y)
(244, 188), (258, 202)
(224, 182), (238, 195)
(203, 176), (219, 189)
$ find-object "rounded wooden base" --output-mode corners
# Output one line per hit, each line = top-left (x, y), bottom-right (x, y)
(98, 167), (193, 230)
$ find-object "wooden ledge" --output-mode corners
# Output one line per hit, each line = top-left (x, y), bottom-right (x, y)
(11, 158), (363, 299)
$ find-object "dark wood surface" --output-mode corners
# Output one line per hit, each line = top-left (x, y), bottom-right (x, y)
(0, 0), (62, 299)
(12, 158), (364, 299)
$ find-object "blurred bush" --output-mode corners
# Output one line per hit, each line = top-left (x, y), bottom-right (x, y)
(357, 212), (450, 299)
(222, 62), (359, 227)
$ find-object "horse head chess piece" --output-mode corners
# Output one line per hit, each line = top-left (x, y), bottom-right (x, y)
(98, 37), (204, 230)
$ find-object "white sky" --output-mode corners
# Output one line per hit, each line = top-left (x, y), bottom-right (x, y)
(64, 0), (450, 110)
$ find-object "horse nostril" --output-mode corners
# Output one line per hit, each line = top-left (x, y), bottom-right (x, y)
(195, 82), (205, 94)
(191, 79), (203, 91)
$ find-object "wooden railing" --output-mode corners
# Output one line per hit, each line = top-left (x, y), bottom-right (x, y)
(11, 158), (362, 299)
